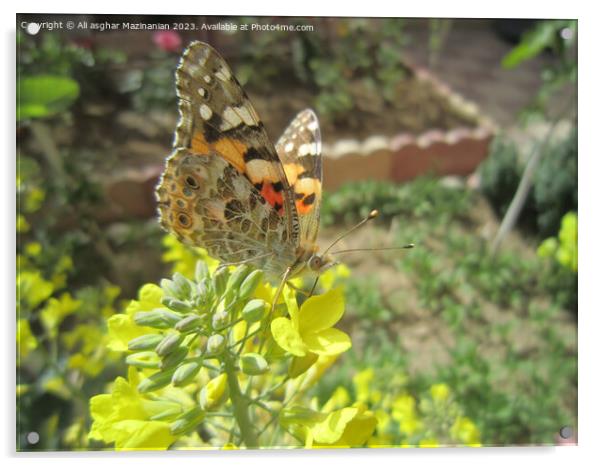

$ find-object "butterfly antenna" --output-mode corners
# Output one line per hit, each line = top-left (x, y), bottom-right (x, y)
(323, 209), (380, 256)
(331, 244), (415, 255)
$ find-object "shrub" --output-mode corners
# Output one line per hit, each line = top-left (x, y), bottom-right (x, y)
(479, 129), (577, 237)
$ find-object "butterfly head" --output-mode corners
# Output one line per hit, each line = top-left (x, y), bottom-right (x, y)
(307, 252), (337, 275)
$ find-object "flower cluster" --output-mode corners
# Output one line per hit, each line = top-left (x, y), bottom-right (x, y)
(345, 368), (481, 447)
(88, 257), (370, 450)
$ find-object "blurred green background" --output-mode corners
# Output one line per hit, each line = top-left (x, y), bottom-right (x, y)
(16, 16), (576, 449)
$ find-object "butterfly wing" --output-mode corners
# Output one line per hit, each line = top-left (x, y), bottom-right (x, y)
(156, 41), (301, 275)
(156, 148), (296, 278)
(275, 109), (322, 245)
(170, 41), (299, 243)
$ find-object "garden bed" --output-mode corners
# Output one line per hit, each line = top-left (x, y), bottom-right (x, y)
(62, 60), (497, 221)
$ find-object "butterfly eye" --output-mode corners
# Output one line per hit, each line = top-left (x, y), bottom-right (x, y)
(308, 255), (323, 271)
(177, 213), (191, 228)
(185, 175), (200, 189)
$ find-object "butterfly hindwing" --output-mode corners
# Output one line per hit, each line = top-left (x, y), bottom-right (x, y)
(156, 148), (297, 278)
(172, 41), (299, 243)
(276, 109), (322, 244)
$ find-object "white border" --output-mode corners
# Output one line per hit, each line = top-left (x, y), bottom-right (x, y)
(4, 1), (599, 465)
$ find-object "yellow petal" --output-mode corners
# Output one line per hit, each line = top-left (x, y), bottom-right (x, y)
(298, 288), (344, 336)
(311, 407), (358, 444)
(271, 317), (307, 357)
(304, 328), (351, 356)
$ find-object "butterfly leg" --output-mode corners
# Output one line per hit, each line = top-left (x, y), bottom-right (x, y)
(285, 281), (311, 297)
(258, 266), (292, 353)
(215, 252), (274, 274)
(308, 276), (320, 298)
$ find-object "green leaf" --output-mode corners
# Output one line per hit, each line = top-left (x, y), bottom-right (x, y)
(17, 75), (80, 120)
(502, 21), (558, 69)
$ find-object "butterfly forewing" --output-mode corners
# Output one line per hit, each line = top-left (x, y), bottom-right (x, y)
(156, 41), (307, 277)
(275, 109), (323, 244)
(171, 41), (299, 242)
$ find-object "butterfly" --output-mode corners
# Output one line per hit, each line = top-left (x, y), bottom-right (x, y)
(156, 41), (336, 289)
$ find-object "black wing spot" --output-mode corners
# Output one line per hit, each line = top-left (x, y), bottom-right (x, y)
(244, 147), (264, 162)
(178, 213), (191, 228)
(303, 193), (316, 206)
(185, 175), (200, 189)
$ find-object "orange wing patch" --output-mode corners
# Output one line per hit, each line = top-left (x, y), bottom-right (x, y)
(191, 130), (248, 174)
(294, 177), (321, 215)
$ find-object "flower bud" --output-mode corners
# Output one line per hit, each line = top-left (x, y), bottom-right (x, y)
(160, 278), (180, 299)
(213, 267), (229, 297)
(211, 311), (229, 331)
(170, 406), (206, 436)
(240, 352), (269, 375)
(127, 334), (164, 351)
(125, 351), (160, 369)
(137, 368), (176, 393)
(161, 297), (192, 313)
(134, 308), (181, 329)
(172, 272), (192, 298)
(238, 270), (263, 301)
(280, 406), (326, 425)
(226, 264), (251, 292)
(146, 401), (182, 421)
(174, 314), (203, 333)
(160, 346), (188, 370)
(171, 360), (202, 387)
(242, 299), (267, 323)
(199, 373), (228, 410)
(206, 334), (226, 356)
(155, 333), (184, 357)
(195, 260), (209, 282)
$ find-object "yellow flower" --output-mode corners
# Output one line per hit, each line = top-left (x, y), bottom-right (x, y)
(107, 284), (164, 352)
(40, 292), (82, 336)
(319, 263), (350, 291)
(450, 416), (481, 447)
(271, 287), (351, 358)
(353, 368), (374, 403)
(17, 319), (37, 360)
(89, 368), (177, 450)
(430, 383), (450, 402)
(199, 373), (228, 410)
(24, 242), (42, 257)
(282, 403), (377, 448)
(17, 214), (30, 233)
(322, 386), (351, 412)
(419, 437), (439, 448)
(392, 394), (422, 436)
(18, 270), (54, 310)
(162, 235), (218, 277)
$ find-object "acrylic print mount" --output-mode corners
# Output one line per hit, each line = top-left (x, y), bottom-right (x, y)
(16, 13), (577, 451)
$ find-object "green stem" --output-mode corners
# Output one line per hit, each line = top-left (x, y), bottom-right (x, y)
(223, 352), (258, 448)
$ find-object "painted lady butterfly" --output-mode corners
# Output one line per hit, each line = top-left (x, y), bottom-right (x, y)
(156, 41), (335, 287)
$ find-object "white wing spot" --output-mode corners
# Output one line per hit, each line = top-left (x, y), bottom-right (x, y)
(299, 143), (312, 156)
(236, 105), (257, 126)
(307, 120), (319, 131)
(215, 66), (232, 81)
(198, 88), (206, 98)
(221, 107), (243, 130)
(284, 142), (295, 153)
(203, 75), (212, 84)
(200, 104), (213, 120)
